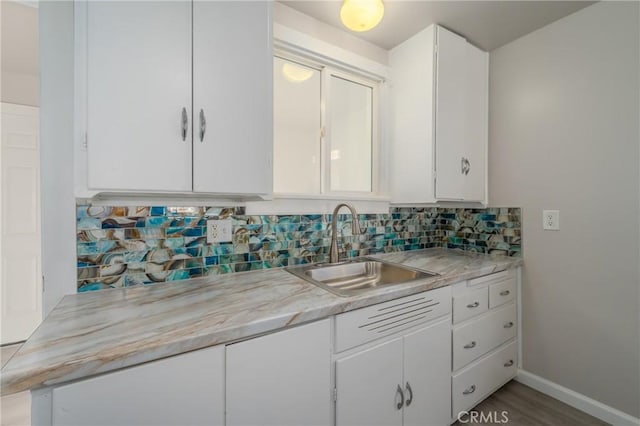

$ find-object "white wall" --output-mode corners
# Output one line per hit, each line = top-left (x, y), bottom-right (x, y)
(489, 1), (639, 417)
(1, 1), (39, 107)
(40, 1), (77, 315)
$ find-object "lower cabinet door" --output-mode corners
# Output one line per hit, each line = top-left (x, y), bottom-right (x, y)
(335, 337), (404, 426)
(403, 319), (452, 426)
(226, 319), (332, 426)
(51, 346), (224, 426)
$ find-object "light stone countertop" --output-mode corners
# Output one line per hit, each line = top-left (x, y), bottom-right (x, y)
(0, 248), (522, 395)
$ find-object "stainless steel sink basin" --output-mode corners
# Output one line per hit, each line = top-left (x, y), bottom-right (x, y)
(286, 258), (439, 297)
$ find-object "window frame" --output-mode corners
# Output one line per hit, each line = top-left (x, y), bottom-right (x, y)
(273, 49), (383, 199)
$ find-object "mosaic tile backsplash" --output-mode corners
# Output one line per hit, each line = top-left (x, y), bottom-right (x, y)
(76, 206), (521, 292)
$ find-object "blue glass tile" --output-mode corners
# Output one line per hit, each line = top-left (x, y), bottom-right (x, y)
(150, 206), (166, 216)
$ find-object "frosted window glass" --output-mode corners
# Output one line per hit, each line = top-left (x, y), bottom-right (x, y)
(329, 76), (372, 192)
(273, 57), (321, 194)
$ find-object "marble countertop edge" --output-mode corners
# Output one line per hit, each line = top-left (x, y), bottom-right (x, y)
(1, 248), (522, 395)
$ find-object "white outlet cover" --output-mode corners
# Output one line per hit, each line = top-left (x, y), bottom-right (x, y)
(543, 210), (560, 231)
(207, 219), (233, 243)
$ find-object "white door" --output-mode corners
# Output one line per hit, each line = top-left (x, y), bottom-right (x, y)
(403, 319), (452, 426)
(463, 43), (488, 202)
(0, 103), (42, 344)
(226, 320), (331, 426)
(335, 337), (404, 426)
(435, 26), (467, 201)
(86, 1), (192, 192)
(192, 1), (272, 195)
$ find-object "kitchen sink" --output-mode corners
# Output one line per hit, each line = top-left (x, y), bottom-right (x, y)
(286, 258), (439, 297)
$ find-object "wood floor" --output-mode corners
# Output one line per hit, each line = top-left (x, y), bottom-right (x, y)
(453, 380), (609, 426)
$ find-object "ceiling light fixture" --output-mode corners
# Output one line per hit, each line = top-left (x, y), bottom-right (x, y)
(282, 62), (314, 83)
(340, 0), (385, 32)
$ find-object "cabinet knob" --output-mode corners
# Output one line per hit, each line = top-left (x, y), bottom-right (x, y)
(504, 359), (514, 367)
(500, 290), (510, 296)
(396, 384), (405, 410)
(463, 341), (477, 349)
(504, 321), (514, 329)
(405, 382), (413, 407)
(466, 301), (480, 308)
(463, 384), (476, 395)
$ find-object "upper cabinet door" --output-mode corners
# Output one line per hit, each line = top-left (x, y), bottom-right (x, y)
(192, 1), (273, 195)
(464, 44), (489, 202)
(86, 1), (192, 192)
(434, 26), (467, 200)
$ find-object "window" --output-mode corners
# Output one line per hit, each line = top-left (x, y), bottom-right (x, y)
(273, 54), (380, 196)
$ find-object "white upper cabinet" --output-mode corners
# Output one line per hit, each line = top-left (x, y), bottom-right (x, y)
(78, 1), (272, 198)
(390, 24), (488, 204)
(463, 43), (489, 202)
(434, 26), (467, 201)
(86, 1), (192, 192)
(193, 1), (272, 195)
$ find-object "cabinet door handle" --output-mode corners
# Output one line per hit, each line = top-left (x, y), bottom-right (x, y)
(500, 290), (510, 296)
(180, 107), (188, 141)
(466, 301), (480, 308)
(461, 157), (466, 175)
(199, 109), (206, 142)
(504, 359), (514, 367)
(463, 341), (477, 349)
(396, 384), (404, 410)
(463, 384), (476, 395)
(405, 382), (413, 407)
(504, 321), (514, 329)
(465, 158), (471, 175)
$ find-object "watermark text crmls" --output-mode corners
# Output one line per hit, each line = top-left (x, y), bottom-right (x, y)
(457, 410), (509, 423)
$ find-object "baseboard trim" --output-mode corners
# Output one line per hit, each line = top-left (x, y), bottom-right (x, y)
(516, 369), (639, 426)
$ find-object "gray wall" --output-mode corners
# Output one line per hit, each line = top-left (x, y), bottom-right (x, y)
(40, 1), (77, 315)
(489, 1), (639, 417)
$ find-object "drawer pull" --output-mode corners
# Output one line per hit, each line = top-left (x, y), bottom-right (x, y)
(466, 301), (480, 308)
(499, 290), (511, 296)
(463, 341), (477, 349)
(504, 321), (514, 329)
(405, 382), (413, 407)
(463, 385), (476, 395)
(504, 359), (514, 367)
(396, 384), (404, 410)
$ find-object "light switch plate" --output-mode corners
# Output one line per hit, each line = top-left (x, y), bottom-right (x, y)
(207, 219), (233, 243)
(543, 210), (560, 230)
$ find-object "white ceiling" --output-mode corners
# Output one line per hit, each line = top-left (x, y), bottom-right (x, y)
(279, 0), (597, 51)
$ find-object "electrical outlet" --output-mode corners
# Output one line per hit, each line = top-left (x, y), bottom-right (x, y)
(207, 219), (233, 243)
(543, 210), (560, 231)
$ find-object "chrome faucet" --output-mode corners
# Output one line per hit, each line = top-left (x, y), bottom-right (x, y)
(329, 203), (360, 264)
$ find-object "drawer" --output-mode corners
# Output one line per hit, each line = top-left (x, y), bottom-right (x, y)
(452, 340), (518, 417)
(452, 303), (516, 370)
(453, 287), (488, 324)
(334, 286), (452, 353)
(468, 268), (515, 288)
(489, 277), (516, 309)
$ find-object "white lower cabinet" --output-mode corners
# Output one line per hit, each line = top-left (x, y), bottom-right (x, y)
(450, 268), (520, 421)
(334, 287), (452, 426)
(452, 340), (518, 416)
(225, 319), (331, 426)
(34, 345), (225, 426)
